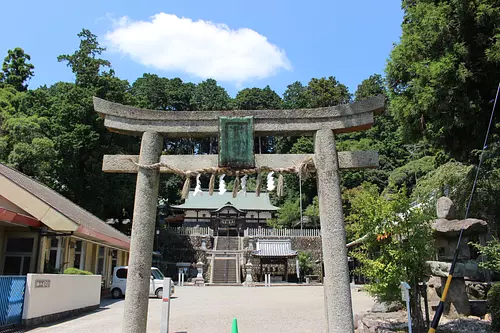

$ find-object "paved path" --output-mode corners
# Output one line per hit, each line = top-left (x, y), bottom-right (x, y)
(27, 286), (374, 333)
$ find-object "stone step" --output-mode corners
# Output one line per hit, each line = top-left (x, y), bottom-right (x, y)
(212, 258), (238, 283)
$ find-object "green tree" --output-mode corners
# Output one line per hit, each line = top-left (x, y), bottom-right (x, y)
(234, 85), (282, 110)
(0, 48), (34, 92)
(304, 196), (320, 228)
(297, 251), (314, 279)
(58, 29), (111, 87)
(386, 0), (500, 162)
(268, 198), (300, 228)
(354, 74), (385, 101)
(282, 81), (309, 109)
(305, 76), (351, 108)
(346, 183), (434, 329)
(191, 78), (232, 111)
(470, 238), (500, 272)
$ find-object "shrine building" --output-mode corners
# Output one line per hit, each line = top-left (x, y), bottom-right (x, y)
(171, 190), (279, 236)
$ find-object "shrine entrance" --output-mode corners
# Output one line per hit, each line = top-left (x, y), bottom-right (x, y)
(211, 203), (246, 237)
(94, 94), (385, 333)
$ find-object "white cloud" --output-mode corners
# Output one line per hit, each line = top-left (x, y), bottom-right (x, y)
(104, 13), (292, 83)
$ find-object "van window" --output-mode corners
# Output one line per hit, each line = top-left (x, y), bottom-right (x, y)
(151, 269), (164, 280)
(116, 268), (127, 279)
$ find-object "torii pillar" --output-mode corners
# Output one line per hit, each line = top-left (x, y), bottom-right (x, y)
(94, 95), (385, 333)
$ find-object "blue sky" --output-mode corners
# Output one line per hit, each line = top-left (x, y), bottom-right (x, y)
(1, 0), (403, 97)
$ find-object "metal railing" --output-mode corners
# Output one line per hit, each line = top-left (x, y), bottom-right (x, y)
(0, 276), (26, 328)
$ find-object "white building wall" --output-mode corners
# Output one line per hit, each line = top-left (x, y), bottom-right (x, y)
(22, 274), (101, 320)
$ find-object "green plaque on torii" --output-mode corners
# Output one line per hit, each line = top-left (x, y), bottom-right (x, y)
(218, 116), (255, 168)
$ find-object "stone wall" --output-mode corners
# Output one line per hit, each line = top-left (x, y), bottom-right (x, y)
(158, 232), (213, 280)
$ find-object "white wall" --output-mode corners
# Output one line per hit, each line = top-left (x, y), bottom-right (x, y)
(23, 274), (101, 320)
(247, 211), (272, 219)
(184, 210), (211, 218)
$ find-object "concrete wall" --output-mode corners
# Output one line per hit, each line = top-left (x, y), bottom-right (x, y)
(22, 273), (101, 324)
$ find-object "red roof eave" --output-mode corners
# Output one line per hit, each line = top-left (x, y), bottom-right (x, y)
(76, 226), (130, 250)
(0, 208), (42, 228)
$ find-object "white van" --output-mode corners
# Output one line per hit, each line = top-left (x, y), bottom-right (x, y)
(110, 266), (174, 299)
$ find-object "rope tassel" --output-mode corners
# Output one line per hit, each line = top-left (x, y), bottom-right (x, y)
(255, 170), (262, 197)
(208, 173), (216, 196)
(277, 174), (284, 197)
(181, 173), (192, 199)
(233, 173), (240, 198)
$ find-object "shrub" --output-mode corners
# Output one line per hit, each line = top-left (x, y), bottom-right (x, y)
(63, 267), (93, 275)
(298, 251), (314, 277)
(488, 283), (500, 332)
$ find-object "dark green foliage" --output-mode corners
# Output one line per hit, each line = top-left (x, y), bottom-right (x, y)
(58, 29), (111, 88)
(488, 283), (500, 331)
(0, 48), (34, 92)
(191, 78), (232, 111)
(234, 85), (281, 110)
(386, 0), (500, 162)
(64, 267), (93, 275)
(470, 238), (500, 273)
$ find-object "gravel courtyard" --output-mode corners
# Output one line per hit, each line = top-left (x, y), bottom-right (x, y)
(27, 286), (374, 333)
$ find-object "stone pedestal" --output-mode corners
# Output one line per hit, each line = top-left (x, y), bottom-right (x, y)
(243, 262), (255, 287)
(427, 276), (470, 317)
(193, 261), (205, 286)
(315, 129), (354, 333)
(122, 131), (163, 333)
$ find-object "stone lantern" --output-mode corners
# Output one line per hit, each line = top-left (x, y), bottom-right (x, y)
(243, 262), (255, 287)
(193, 261), (205, 286)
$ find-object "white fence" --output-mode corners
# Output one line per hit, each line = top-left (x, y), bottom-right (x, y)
(167, 226), (213, 236)
(245, 228), (321, 237)
(166, 227), (321, 237)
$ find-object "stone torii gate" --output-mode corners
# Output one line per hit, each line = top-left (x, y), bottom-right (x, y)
(94, 95), (385, 333)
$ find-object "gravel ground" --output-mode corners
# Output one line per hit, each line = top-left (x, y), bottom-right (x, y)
(25, 286), (375, 333)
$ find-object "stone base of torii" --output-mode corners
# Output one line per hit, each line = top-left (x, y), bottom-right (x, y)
(93, 95), (385, 333)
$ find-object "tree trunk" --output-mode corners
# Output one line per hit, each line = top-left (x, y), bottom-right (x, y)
(410, 284), (425, 332)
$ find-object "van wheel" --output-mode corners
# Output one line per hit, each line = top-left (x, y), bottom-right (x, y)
(156, 288), (163, 299)
(111, 288), (123, 299)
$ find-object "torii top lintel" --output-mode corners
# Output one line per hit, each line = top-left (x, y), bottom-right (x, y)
(93, 95), (385, 137)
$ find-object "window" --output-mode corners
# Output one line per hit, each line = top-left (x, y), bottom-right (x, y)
(48, 237), (60, 270)
(97, 246), (106, 275)
(151, 269), (164, 280)
(6, 238), (34, 253)
(74, 240), (85, 269)
(4, 237), (34, 275)
(111, 250), (118, 275)
(116, 268), (127, 279)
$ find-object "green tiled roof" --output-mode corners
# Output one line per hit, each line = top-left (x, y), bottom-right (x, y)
(171, 190), (279, 211)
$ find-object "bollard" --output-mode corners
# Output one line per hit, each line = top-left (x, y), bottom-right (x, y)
(231, 318), (239, 333)
(160, 278), (172, 333)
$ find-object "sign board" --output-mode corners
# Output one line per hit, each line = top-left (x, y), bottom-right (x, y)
(35, 279), (51, 288)
(218, 116), (255, 168)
